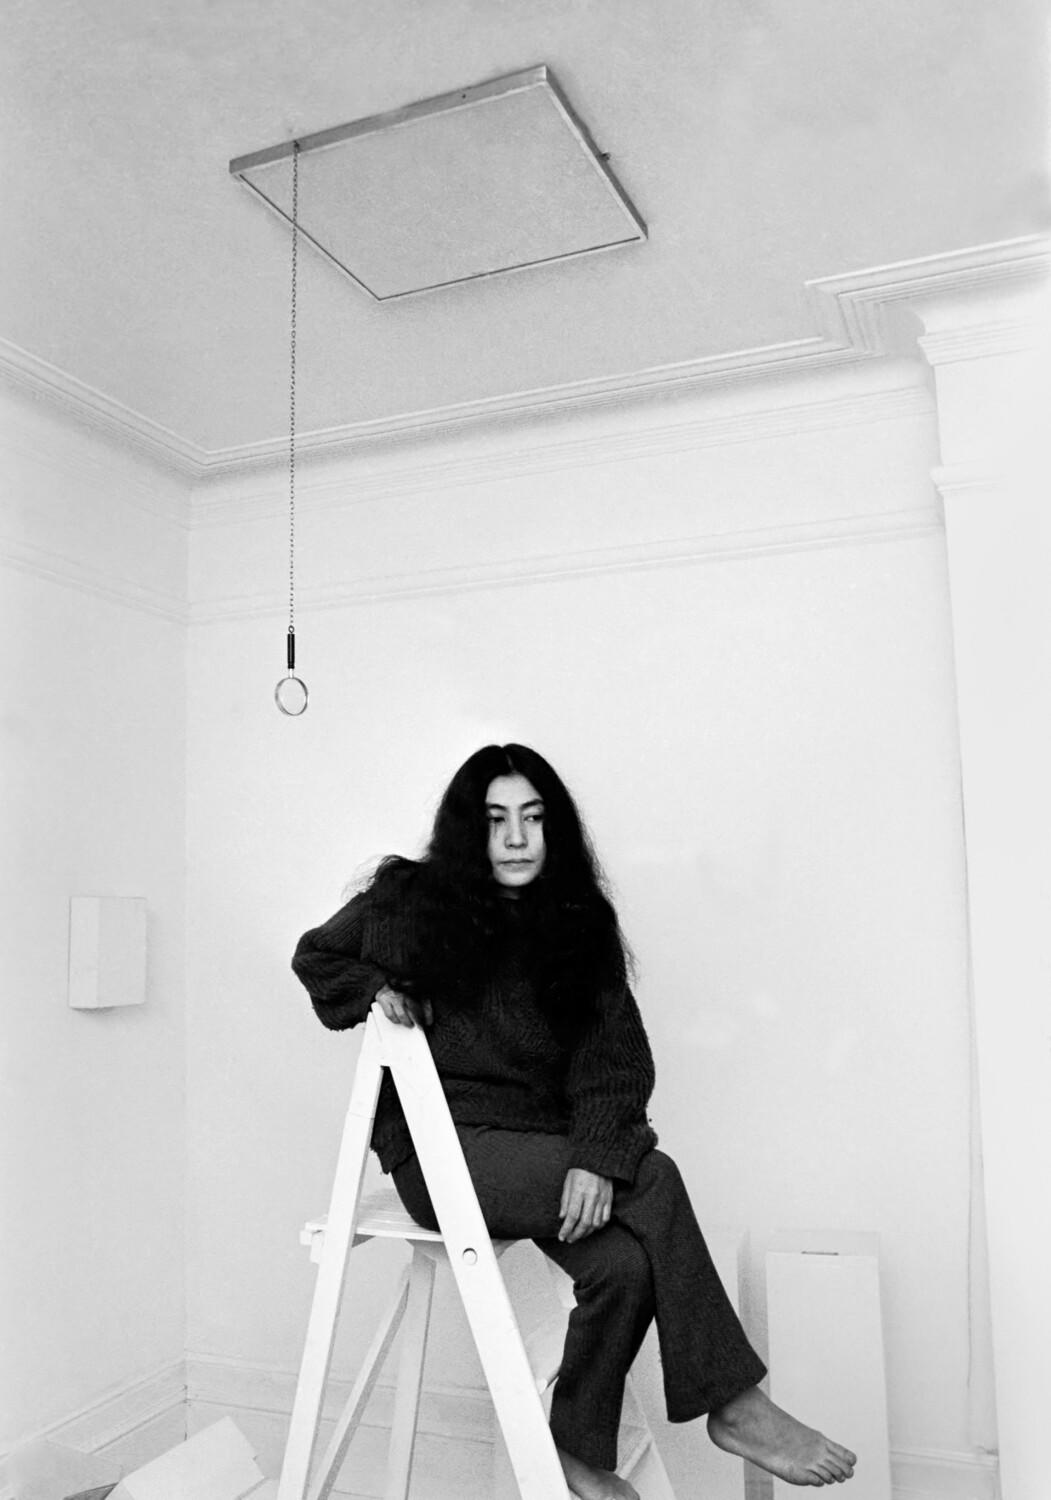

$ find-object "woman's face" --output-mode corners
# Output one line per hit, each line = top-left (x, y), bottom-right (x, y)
(485, 773), (546, 893)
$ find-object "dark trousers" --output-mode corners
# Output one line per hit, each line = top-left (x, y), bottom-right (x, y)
(392, 1126), (767, 1470)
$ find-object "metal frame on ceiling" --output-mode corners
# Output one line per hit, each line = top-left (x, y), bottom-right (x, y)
(228, 64), (647, 301)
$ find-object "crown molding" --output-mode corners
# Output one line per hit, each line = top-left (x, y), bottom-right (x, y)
(189, 506), (941, 624)
(3, 240), (1043, 485)
(194, 336), (861, 479)
(807, 235), (1051, 359)
(0, 336), (209, 478)
(0, 328), (859, 486)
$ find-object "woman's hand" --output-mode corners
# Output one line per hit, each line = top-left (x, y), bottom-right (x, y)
(558, 1168), (613, 1242)
(375, 985), (433, 1028)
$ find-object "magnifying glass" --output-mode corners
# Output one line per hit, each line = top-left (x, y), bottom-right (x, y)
(275, 628), (308, 716)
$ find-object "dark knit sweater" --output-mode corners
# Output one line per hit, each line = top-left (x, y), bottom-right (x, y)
(291, 880), (658, 1183)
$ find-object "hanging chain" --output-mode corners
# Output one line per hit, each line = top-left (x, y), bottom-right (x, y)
(274, 139), (308, 714)
(288, 141), (299, 643)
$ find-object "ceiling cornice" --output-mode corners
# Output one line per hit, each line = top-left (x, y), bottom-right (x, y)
(2, 238), (1045, 484)
(0, 336), (209, 478)
(806, 235), (1050, 359)
(194, 336), (861, 480)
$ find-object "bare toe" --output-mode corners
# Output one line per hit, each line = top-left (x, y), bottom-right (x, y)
(708, 1386), (856, 1488)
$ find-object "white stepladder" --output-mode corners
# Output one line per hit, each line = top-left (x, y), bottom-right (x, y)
(277, 1002), (676, 1500)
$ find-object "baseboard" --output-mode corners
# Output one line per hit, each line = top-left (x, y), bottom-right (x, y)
(188, 1356), (1002, 1500)
(891, 1446), (999, 1500)
(0, 1356), (1001, 1500)
(0, 1361), (185, 1500)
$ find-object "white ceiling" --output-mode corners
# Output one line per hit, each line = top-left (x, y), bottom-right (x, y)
(3, 0), (1048, 457)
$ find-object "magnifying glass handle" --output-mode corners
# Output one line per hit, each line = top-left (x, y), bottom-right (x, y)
(287, 629), (296, 672)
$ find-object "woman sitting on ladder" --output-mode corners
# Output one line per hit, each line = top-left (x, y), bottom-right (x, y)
(292, 744), (857, 1499)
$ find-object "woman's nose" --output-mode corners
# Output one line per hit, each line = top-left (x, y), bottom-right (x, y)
(505, 817), (526, 847)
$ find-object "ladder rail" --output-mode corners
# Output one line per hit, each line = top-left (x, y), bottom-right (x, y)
(375, 1011), (572, 1500)
(277, 1021), (385, 1500)
(306, 1266), (411, 1500)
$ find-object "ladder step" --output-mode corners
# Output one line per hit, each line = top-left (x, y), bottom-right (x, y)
(301, 1196), (445, 1263)
(302, 1193), (518, 1267)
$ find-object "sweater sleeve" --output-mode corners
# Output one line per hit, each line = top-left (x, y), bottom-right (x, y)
(291, 890), (390, 1030)
(564, 982), (658, 1185)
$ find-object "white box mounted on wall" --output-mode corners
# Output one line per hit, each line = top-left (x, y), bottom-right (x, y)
(68, 895), (147, 1009)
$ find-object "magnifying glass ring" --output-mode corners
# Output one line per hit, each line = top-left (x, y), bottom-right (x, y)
(275, 674), (309, 716)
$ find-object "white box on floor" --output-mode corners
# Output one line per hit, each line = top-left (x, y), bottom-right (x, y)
(766, 1230), (892, 1500)
(110, 1419), (275, 1500)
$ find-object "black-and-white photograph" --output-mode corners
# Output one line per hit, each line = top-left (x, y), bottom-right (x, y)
(2, 6), (1048, 1500)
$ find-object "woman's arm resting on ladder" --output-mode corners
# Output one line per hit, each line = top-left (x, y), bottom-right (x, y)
(375, 984), (432, 1028)
(292, 890), (394, 1030)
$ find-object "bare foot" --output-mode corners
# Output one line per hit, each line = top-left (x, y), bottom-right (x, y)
(556, 1444), (639, 1500)
(708, 1385), (857, 1486)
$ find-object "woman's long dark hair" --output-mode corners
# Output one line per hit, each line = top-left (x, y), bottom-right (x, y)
(368, 744), (630, 1037)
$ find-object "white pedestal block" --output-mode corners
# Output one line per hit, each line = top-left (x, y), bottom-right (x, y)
(68, 895), (147, 1009)
(766, 1231), (891, 1500)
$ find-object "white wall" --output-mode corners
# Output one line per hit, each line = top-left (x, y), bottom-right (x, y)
(184, 360), (993, 1484)
(0, 388), (190, 1449)
(933, 307), (1050, 1500)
